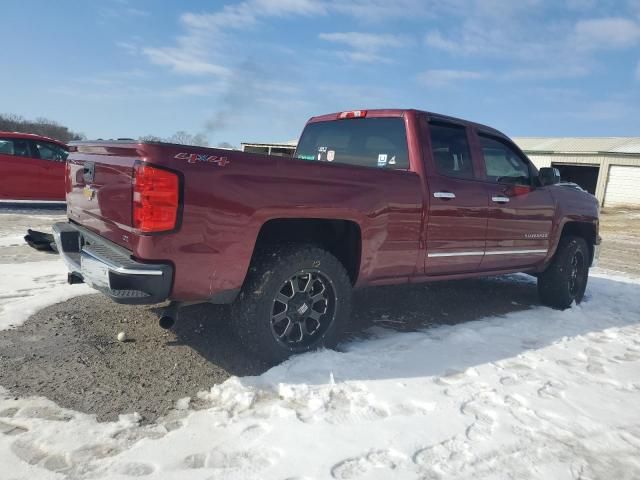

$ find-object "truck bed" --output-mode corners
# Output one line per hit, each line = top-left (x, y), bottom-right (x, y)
(66, 141), (422, 302)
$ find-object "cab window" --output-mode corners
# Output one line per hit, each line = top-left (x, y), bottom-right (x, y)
(479, 135), (531, 185)
(32, 141), (68, 162)
(428, 122), (474, 179)
(295, 118), (409, 170)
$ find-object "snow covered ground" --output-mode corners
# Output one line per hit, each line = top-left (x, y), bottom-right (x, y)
(0, 209), (92, 330)
(1, 214), (640, 479)
(0, 260), (92, 331)
(1, 271), (639, 479)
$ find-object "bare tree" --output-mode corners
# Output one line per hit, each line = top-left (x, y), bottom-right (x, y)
(0, 113), (84, 143)
(166, 131), (209, 147)
(138, 135), (164, 142)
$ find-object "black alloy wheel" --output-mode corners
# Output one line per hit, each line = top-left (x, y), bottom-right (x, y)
(568, 250), (586, 298)
(270, 271), (337, 347)
(232, 245), (352, 364)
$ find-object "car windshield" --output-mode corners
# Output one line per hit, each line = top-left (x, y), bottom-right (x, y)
(295, 117), (409, 170)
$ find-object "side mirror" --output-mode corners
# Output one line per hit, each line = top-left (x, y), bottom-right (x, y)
(539, 167), (560, 186)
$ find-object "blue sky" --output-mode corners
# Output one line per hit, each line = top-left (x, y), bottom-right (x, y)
(3, 0), (640, 146)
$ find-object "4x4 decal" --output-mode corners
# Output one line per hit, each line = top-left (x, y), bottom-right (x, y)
(175, 152), (229, 166)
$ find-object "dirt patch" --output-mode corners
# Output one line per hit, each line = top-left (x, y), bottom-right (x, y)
(0, 296), (265, 423)
(599, 208), (640, 276)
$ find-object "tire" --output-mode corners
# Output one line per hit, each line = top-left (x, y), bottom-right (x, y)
(537, 235), (590, 310)
(231, 244), (352, 364)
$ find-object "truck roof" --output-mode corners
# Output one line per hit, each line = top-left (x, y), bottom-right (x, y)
(308, 109), (507, 139)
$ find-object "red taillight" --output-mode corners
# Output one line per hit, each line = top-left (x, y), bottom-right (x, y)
(338, 110), (367, 119)
(132, 164), (179, 233)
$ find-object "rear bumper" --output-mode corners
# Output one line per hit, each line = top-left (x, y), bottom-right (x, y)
(53, 222), (173, 304)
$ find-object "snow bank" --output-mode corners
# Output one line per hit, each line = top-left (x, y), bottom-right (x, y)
(0, 260), (92, 331)
(1, 271), (639, 479)
(0, 234), (26, 248)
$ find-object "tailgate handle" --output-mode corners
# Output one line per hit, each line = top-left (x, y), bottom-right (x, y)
(83, 162), (95, 183)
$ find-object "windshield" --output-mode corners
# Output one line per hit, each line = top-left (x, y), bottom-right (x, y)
(295, 117), (409, 170)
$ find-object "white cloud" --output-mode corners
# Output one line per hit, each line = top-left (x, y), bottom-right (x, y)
(505, 64), (590, 80)
(143, 0), (327, 77)
(417, 69), (487, 88)
(116, 41), (139, 55)
(252, 0), (327, 16)
(99, 0), (150, 20)
(334, 51), (390, 64)
(179, 0), (325, 30)
(424, 24), (554, 61)
(424, 10), (640, 81)
(142, 47), (231, 76)
(319, 32), (408, 63)
(319, 32), (407, 51)
(424, 31), (460, 53)
(330, 0), (434, 20)
(573, 17), (640, 49)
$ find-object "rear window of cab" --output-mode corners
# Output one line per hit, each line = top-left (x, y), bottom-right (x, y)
(295, 118), (409, 170)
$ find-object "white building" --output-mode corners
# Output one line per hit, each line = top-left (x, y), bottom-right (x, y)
(241, 140), (297, 157)
(515, 137), (640, 207)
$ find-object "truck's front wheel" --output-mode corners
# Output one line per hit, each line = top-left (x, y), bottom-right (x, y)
(232, 245), (352, 364)
(537, 235), (590, 310)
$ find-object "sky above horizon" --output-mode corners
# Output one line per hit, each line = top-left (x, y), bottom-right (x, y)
(3, 0), (640, 147)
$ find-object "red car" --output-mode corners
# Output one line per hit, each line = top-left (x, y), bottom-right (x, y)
(52, 109), (599, 363)
(0, 132), (68, 202)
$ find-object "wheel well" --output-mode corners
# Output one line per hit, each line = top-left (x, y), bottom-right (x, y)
(560, 221), (596, 263)
(254, 218), (361, 284)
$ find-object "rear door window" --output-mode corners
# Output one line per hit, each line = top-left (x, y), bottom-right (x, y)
(0, 138), (32, 158)
(295, 118), (409, 170)
(31, 141), (68, 162)
(428, 123), (474, 179)
(479, 135), (531, 185)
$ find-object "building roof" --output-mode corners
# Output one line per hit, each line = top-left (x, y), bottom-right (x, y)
(241, 140), (297, 148)
(514, 137), (640, 155)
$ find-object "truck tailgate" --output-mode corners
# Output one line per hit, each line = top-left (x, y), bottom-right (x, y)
(67, 144), (140, 249)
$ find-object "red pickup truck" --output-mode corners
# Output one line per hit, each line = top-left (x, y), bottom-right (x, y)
(53, 109), (600, 363)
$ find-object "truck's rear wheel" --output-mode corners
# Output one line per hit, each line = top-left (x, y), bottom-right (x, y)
(232, 245), (352, 364)
(537, 235), (589, 310)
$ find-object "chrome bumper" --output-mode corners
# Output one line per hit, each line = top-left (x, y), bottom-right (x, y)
(52, 222), (172, 304)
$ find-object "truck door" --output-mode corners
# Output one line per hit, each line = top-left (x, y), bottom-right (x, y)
(476, 134), (554, 270)
(422, 120), (488, 275)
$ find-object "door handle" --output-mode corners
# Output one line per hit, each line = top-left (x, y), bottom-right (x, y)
(433, 191), (456, 199)
(492, 195), (510, 203)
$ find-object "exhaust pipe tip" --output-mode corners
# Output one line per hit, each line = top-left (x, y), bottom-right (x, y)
(158, 301), (181, 330)
(158, 315), (175, 330)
